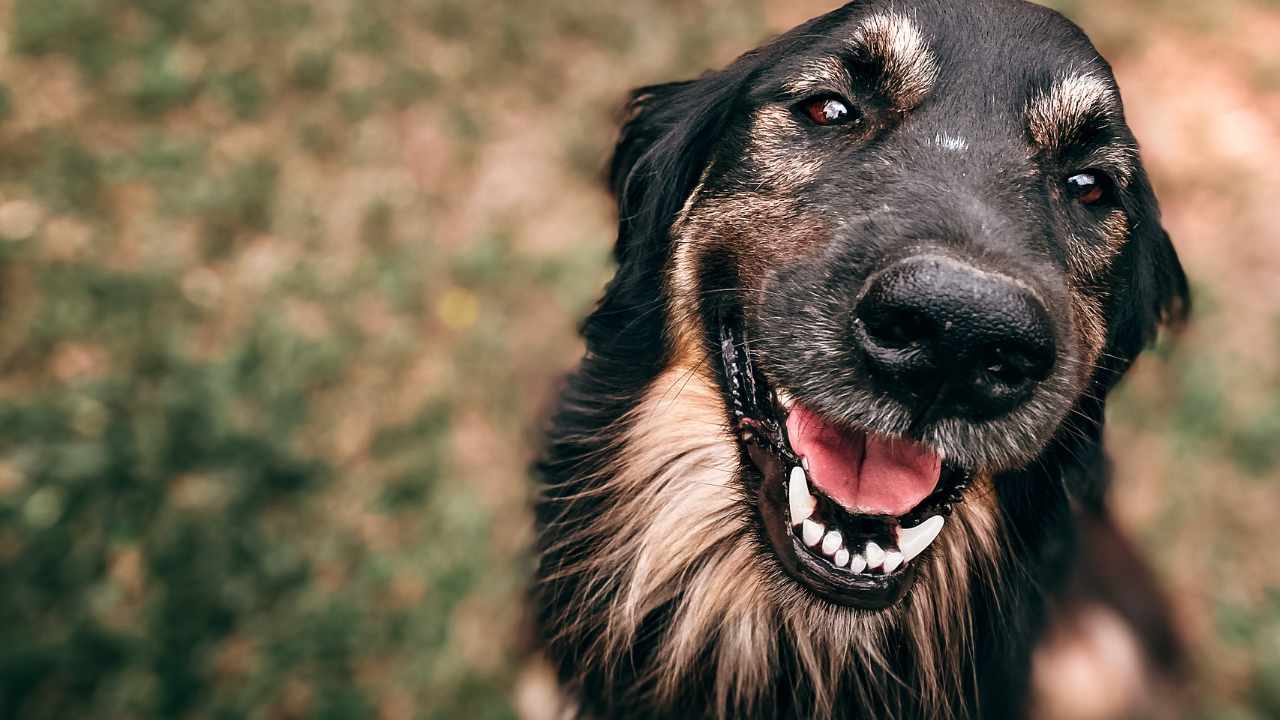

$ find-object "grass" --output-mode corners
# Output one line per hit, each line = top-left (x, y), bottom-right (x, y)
(0, 1), (1276, 718)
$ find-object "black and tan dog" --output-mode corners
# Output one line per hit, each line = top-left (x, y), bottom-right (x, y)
(534, 1), (1189, 718)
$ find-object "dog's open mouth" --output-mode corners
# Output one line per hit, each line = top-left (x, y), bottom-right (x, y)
(720, 318), (972, 610)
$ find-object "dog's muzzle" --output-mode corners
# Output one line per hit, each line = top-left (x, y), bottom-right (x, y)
(853, 254), (1057, 422)
(721, 317), (972, 610)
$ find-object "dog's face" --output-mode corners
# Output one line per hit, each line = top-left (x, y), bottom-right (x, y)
(609, 0), (1187, 612)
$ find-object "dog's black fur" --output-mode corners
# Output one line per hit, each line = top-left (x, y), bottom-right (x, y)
(534, 2), (1189, 718)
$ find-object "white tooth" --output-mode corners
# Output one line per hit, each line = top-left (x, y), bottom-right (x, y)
(834, 548), (850, 568)
(864, 541), (885, 569)
(821, 530), (842, 556)
(777, 388), (795, 410)
(882, 550), (904, 573)
(788, 466), (816, 525)
(801, 520), (824, 547)
(897, 515), (946, 562)
(848, 554), (867, 574)
(801, 456), (810, 471)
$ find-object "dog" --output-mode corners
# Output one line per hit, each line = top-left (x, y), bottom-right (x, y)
(532, 1), (1190, 718)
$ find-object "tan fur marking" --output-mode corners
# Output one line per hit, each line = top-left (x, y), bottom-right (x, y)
(747, 105), (826, 189)
(1067, 210), (1129, 281)
(1027, 73), (1120, 152)
(1069, 289), (1109, 383)
(851, 12), (939, 110)
(667, 167), (714, 362)
(1065, 210), (1125, 374)
(668, 188), (826, 356)
(785, 56), (855, 97)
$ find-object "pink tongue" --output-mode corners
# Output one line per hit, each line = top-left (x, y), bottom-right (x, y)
(786, 405), (942, 516)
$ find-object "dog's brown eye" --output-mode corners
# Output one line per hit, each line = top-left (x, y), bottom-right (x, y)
(1066, 172), (1108, 205)
(802, 96), (858, 126)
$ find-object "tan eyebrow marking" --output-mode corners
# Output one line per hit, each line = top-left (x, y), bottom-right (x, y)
(784, 56), (852, 97)
(1081, 143), (1139, 187)
(1026, 74), (1121, 149)
(1026, 73), (1138, 186)
(783, 13), (938, 110)
(850, 11), (939, 110)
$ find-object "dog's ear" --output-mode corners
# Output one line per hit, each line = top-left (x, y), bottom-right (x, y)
(1100, 202), (1190, 390)
(1125, 226), (1190, 348)
(584, 73), (744, 351)
(608, 77), (737, 266)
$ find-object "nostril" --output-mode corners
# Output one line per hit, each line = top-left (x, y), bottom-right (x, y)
(859, 306), (937, 350)
(980, 346), (1036, 386)
(983, 359), (1024, 387)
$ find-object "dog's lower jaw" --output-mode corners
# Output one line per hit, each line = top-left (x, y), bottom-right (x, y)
(535, 362), (1035, 720)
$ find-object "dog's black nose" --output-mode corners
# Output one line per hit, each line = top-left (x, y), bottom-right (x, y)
(853, 256), (1056, 420)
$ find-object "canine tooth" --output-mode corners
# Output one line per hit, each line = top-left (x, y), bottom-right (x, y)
(788, 466), (816, 525)
(897, 515), (946, 562)
(882, 550), (904, 573)
(864, 542), (886, 569)
(849, 554), (867, 574)
(834, 548), (850, 568)
(801, 520), (824, 547)
(821, 531), (842, 556)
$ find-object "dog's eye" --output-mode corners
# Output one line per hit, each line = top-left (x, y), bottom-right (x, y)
(1065, 171), (1110, 206)
(801, 95), (859, 127)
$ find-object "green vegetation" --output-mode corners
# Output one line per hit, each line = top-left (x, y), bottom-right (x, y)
(0, 0), (1276, 718)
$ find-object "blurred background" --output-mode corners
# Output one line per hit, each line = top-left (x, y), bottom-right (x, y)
(0, 0), (1275, 718)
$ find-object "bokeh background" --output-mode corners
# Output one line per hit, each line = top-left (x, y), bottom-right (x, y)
(0, 0), (1276, 718)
